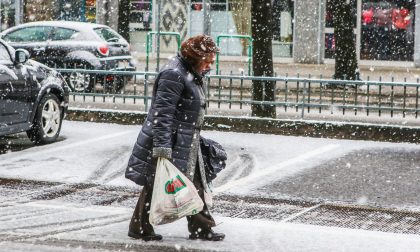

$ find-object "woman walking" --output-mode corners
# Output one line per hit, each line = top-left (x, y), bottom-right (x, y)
(125, 35), (225, 241)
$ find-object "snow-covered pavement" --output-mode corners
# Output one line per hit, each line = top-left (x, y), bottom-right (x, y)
(2, 201), (420, 252)
(1, 120), (420, 251)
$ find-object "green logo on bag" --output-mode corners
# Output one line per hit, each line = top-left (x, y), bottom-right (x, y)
(165, 175), (187, 194)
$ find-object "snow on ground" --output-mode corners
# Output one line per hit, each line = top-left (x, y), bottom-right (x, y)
(1, 120), (418, 192)
(1, 201), (420, 252)
(60, 216), (420, 252)
(144, 215), (420, 252)
(2, 121), (420, 251)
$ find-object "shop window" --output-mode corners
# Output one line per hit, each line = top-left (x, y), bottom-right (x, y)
(272, 0), (294, 57)
(361, 0), (415, 61)
(57, 0), (83, 21)
(191, 0), (232, 11)
(325, 33), (357, 59)
(191, 1), (203, 11)
(210, 0), (228, 11)
(25, 0), (57, 22)
(86, 0), (96, 23)
(130, 0), (152, 31)
(325, 33), (335, 59)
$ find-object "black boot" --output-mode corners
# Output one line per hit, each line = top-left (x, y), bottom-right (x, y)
(129, 180), (162, 241)
(189, 229), (225, 241)
(128, 229), (163, 241)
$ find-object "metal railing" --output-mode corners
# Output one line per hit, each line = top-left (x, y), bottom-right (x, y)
(56, 68), (420, 125)
(146, 31), (181, 72)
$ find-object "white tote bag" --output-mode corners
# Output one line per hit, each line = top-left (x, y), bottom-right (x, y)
(149, 158), (204, 225)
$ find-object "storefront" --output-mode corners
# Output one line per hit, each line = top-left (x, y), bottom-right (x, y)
(187, 0), (416, 63)
(85, 0), (96, 22)
(129, 0), (152, 31)
(27, 0), (95, 23)
(325, 0), (416, 62)
(272, 0), (294, 57)
(1, 0), (418, 65)
(187, 0), (294, 57)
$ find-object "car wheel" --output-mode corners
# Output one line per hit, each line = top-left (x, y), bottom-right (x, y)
(27, 94), (63, 145)
(104, 76), (126, 93)
(114, 76), (126, 93)
(67, 65), (94, 92)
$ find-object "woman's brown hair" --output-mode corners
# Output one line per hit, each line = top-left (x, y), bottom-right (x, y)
(180, 35), (219, 67)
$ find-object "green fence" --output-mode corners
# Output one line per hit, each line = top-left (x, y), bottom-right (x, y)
(146, 31), (181, 71)
(56, 68), (420, 125)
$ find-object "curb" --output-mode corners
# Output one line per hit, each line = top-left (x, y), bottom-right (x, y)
(66, 108), (420, 144)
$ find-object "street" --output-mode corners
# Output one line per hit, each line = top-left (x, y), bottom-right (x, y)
(2, 0), (420, 250)
(1, 120), (420, 251)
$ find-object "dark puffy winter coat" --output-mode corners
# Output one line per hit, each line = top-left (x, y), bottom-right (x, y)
(125, 55), (205, 186)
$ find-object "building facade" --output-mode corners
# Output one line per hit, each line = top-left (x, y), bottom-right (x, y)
(1, 0), (419, 66)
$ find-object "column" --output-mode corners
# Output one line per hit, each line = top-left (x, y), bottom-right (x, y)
(15, 0), (24, 25)
(96, 0), (108, 25)
(96, 0), (119, 31)
(293, 0), (326, 64)
(414, 0), (420, 67)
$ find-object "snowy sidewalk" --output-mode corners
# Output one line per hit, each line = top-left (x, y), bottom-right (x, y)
(1, 121), (420, 251)
(1, 200), (420, 252)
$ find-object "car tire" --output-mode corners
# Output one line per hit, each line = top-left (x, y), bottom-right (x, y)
(66, 64), (95, 93)
(27, 94), (63, 145)
(114, 76), (126, 93)
(104, 76), (126, 93)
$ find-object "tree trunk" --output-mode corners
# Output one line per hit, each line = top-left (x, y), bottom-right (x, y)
(251, 0), (276, 118)
(118, 0), (130, 43)
(332, 1), (358, 80)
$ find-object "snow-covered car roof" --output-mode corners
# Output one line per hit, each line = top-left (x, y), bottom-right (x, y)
(5, 21), (109, 32)
(0, 21), (122, 42)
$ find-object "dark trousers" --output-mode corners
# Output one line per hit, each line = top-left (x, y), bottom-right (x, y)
(129, 164), (215, 235)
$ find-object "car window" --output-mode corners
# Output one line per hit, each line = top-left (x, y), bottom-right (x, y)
(3, 26), (52, 42)
(51, 28), (78, 41)
(94, 27), (122, 42)
(0, 44), (12, 65)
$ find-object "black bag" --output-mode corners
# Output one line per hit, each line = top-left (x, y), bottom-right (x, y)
(200, 136), (227, 182)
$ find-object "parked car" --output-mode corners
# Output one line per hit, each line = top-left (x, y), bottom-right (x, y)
(0, 39), (69, 144)
(0, 21), (136, 92)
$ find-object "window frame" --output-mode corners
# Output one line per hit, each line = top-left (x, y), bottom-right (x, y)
(0, 42), (13, 65)
(3, 26), (53, 43)
(93, 27), (123, 42)
(50, 27), (79, 41)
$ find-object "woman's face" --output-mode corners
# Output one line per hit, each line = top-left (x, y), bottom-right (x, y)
(197, 53), (216, 75)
